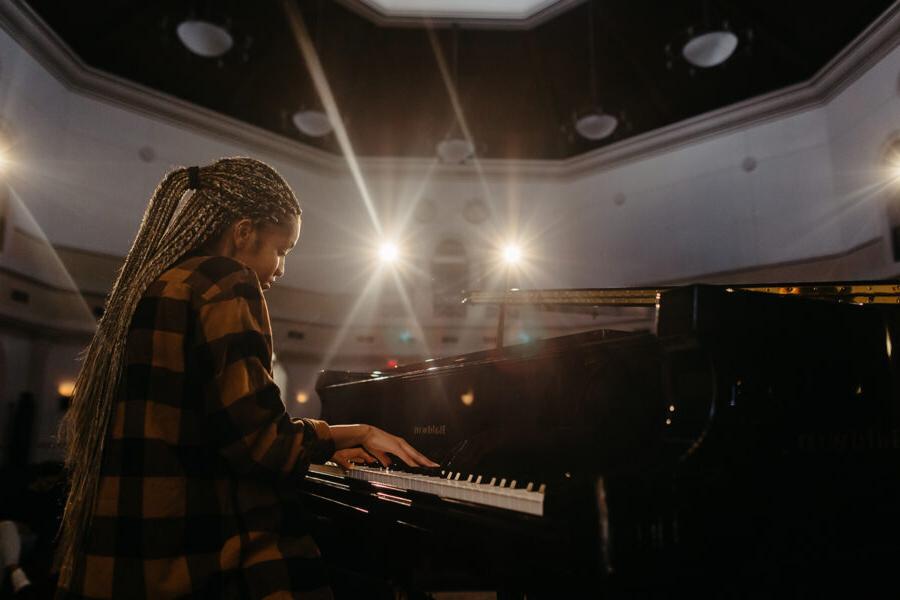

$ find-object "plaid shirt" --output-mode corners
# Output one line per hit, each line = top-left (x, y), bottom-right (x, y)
(57, 256), (335, 599)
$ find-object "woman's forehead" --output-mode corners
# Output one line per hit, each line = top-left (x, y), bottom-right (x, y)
(264, 215), (301, 242)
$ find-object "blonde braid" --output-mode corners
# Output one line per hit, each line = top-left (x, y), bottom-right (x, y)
(57, 157), (300, 577)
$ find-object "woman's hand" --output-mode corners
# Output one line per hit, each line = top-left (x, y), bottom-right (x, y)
(360, 425), (439, 468)
(331, 447), (379, 470)
(328, 423), (439, 468)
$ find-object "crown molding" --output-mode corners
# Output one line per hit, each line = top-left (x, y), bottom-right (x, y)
(0, 0), (344, 176)
(1, 0), (898, 181)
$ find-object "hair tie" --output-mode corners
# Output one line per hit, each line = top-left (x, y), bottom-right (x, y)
(187, 166), (200, 190)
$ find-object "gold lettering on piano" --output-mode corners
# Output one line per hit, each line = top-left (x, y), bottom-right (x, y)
(414, 425), (447, 435)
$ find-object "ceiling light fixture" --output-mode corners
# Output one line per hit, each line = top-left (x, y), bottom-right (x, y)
(436, 25), (476, 164)
(502, 244), (522, 265)
(290, 2), (333, 139)
(379, 242), (400, 263)
(666, 1), (748, 72)
(292, 109), (333, 137)
(437, 138), (474, 164)
(176, 20), (234, 58)
(575, 112), (618, 141)
(575, 1), (618, 142)
(682, 30), (738, 68)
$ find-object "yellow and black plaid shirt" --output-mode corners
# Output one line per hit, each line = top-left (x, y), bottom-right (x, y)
(57, 255), (335, 599)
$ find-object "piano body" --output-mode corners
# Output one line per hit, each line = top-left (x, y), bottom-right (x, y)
(299, 284), (900, 594)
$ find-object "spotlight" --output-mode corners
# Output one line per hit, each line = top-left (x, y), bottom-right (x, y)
(292, 109), (332, 137)
(379, 242), (399, 263)
(882, 137), (900, 182)
(502, 244), (522, 265)
(889, 159), (900, 182)
(176, 20), (234, 58)
(295, 391), (309, 404)
(682, 31), (738, 68)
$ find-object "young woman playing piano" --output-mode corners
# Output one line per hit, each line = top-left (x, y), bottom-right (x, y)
(54, 157), (437, 599)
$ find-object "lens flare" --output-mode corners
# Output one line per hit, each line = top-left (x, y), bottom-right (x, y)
(379, 242), (399, 263)
(502, 244), (522, 265)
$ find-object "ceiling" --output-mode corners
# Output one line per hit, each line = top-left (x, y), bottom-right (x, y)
(23, 0), (895, 161)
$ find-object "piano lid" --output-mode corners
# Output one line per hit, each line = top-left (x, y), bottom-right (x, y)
(465, 281), (900, 308)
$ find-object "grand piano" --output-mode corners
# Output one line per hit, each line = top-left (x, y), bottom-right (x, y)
(299, 283), (900, 596)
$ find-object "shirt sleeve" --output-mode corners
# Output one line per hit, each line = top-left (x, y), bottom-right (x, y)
(197, 266), (334, 478)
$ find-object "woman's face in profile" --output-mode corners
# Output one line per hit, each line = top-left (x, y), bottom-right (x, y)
(233, 215), (301, 291)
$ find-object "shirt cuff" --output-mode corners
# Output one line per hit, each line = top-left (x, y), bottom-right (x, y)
(301, 418), (335, 465)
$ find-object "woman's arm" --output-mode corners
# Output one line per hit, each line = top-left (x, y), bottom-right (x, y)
(200, 264), (334, 477)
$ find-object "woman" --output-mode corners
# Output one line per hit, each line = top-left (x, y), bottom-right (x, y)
(56, 157), (436, 598)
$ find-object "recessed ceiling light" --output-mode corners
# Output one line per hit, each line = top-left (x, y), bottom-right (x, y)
(575, 111), (618, 141)
(176, 20), (234, 58)
(436, 137), (474, 164)
(682, 31), (738, 68)
(292, 110), (333, 137)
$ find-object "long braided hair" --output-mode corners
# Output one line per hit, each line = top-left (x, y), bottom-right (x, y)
(57, 157), (301, 575)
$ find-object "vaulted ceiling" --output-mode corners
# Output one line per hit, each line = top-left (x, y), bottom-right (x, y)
(23, 0), (895, 160)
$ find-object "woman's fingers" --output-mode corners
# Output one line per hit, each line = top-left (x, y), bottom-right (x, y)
(359, 426), (439, 468)
(332, 453), (353, 470)
(390, 444), (438, 468)
(369, 449), (392, 468)
(400, 439), (439, 467)
(332, 448), (378, 470)
(347, 448), (377, 465)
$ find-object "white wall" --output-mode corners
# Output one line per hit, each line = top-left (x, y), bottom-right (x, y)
(826, 43), (900, 271)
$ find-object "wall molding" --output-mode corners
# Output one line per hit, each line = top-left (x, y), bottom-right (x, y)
(1, 0), (899, 181)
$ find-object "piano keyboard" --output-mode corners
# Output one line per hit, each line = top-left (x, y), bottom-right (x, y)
(309, 464), (546, 517)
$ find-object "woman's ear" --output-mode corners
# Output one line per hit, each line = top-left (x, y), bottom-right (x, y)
(232, 218), (255, 250)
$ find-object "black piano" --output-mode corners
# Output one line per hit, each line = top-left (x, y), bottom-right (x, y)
(299, 283), (900, 596)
